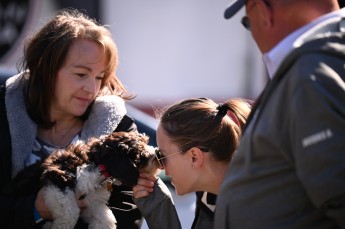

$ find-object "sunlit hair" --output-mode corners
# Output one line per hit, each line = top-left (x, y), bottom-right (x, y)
(18, 9), (133, 128)
(157, 98), (252, 162)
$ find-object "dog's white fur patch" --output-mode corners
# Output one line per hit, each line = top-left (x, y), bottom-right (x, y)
(42, 164), (116, 229)
(43, 185), (80, 228)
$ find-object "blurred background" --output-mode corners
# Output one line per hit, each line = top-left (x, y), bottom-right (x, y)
(2, 0), (344, 228)
(2, 1), (345, 114)
(0, 0), (267, 115)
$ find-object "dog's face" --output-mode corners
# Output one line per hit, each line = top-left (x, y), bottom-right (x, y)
(87, 131), (161, 187)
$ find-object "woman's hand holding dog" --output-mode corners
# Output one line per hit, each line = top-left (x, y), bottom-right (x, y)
(133, 173), (156, 198)
(35, 187), (88, 220)
(35, 188), (53, 220)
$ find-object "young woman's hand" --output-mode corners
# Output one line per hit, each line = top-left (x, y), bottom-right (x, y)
(35, 188), (53, 220)
(132, 173), (157, 198)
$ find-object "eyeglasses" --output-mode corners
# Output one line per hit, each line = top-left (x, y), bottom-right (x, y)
(241, 0), (254, 31)
(241, 0), (271, 31)
(241, 16), (251, 31)
(155, 149), (182, 169)
(155, 146), (209, 169)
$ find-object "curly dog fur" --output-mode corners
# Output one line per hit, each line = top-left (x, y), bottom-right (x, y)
(2, 131), (161, 229)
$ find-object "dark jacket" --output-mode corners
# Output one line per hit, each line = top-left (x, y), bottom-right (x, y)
(191, 192), (216, 229)
(0, 73), (143, 228)
(215, 15), (345, 229)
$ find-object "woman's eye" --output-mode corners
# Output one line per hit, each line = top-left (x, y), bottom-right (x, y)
(96, 75), (104, 81)
(76, 73), (86, 77)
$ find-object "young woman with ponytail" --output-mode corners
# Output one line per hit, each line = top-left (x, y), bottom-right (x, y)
(132, 97), (252, 229)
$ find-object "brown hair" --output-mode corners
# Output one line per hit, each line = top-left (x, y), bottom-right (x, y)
(19, 9), (132, 128)
(158, 98), (252, 162)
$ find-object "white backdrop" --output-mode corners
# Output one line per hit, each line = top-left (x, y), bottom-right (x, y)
(101, 0), (266, 109)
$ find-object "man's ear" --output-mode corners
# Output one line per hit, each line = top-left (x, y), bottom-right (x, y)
(256, 0), (274, 30)
(189, 147), (204, 169)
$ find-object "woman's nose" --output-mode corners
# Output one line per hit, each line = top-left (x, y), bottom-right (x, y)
(82, 77), (98, 95)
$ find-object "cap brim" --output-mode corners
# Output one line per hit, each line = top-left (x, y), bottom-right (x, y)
(224, 0), (246, 19)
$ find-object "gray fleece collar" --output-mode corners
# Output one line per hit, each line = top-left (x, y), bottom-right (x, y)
(6, 73), (127, 177)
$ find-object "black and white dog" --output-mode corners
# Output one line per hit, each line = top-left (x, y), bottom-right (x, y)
(3, 131), (161, 229)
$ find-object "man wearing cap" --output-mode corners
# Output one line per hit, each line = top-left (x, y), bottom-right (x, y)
(215, 0), (345, 228)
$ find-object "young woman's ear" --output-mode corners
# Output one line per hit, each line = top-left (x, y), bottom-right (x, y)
(189, 147), (204, 169)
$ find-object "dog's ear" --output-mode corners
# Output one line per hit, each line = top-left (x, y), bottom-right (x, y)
(103, 150), (139, 187)
(87, 136), (119, 162)
(122, 132), (149, 164)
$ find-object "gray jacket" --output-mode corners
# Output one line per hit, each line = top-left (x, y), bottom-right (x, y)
(215, 16), (345, 229)
(134, 178), (182, 229)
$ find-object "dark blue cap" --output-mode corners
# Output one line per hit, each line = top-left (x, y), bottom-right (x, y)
(224, 0), (246, 19)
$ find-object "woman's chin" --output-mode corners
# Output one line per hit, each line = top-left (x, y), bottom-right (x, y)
(173, 184), (187, 196)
